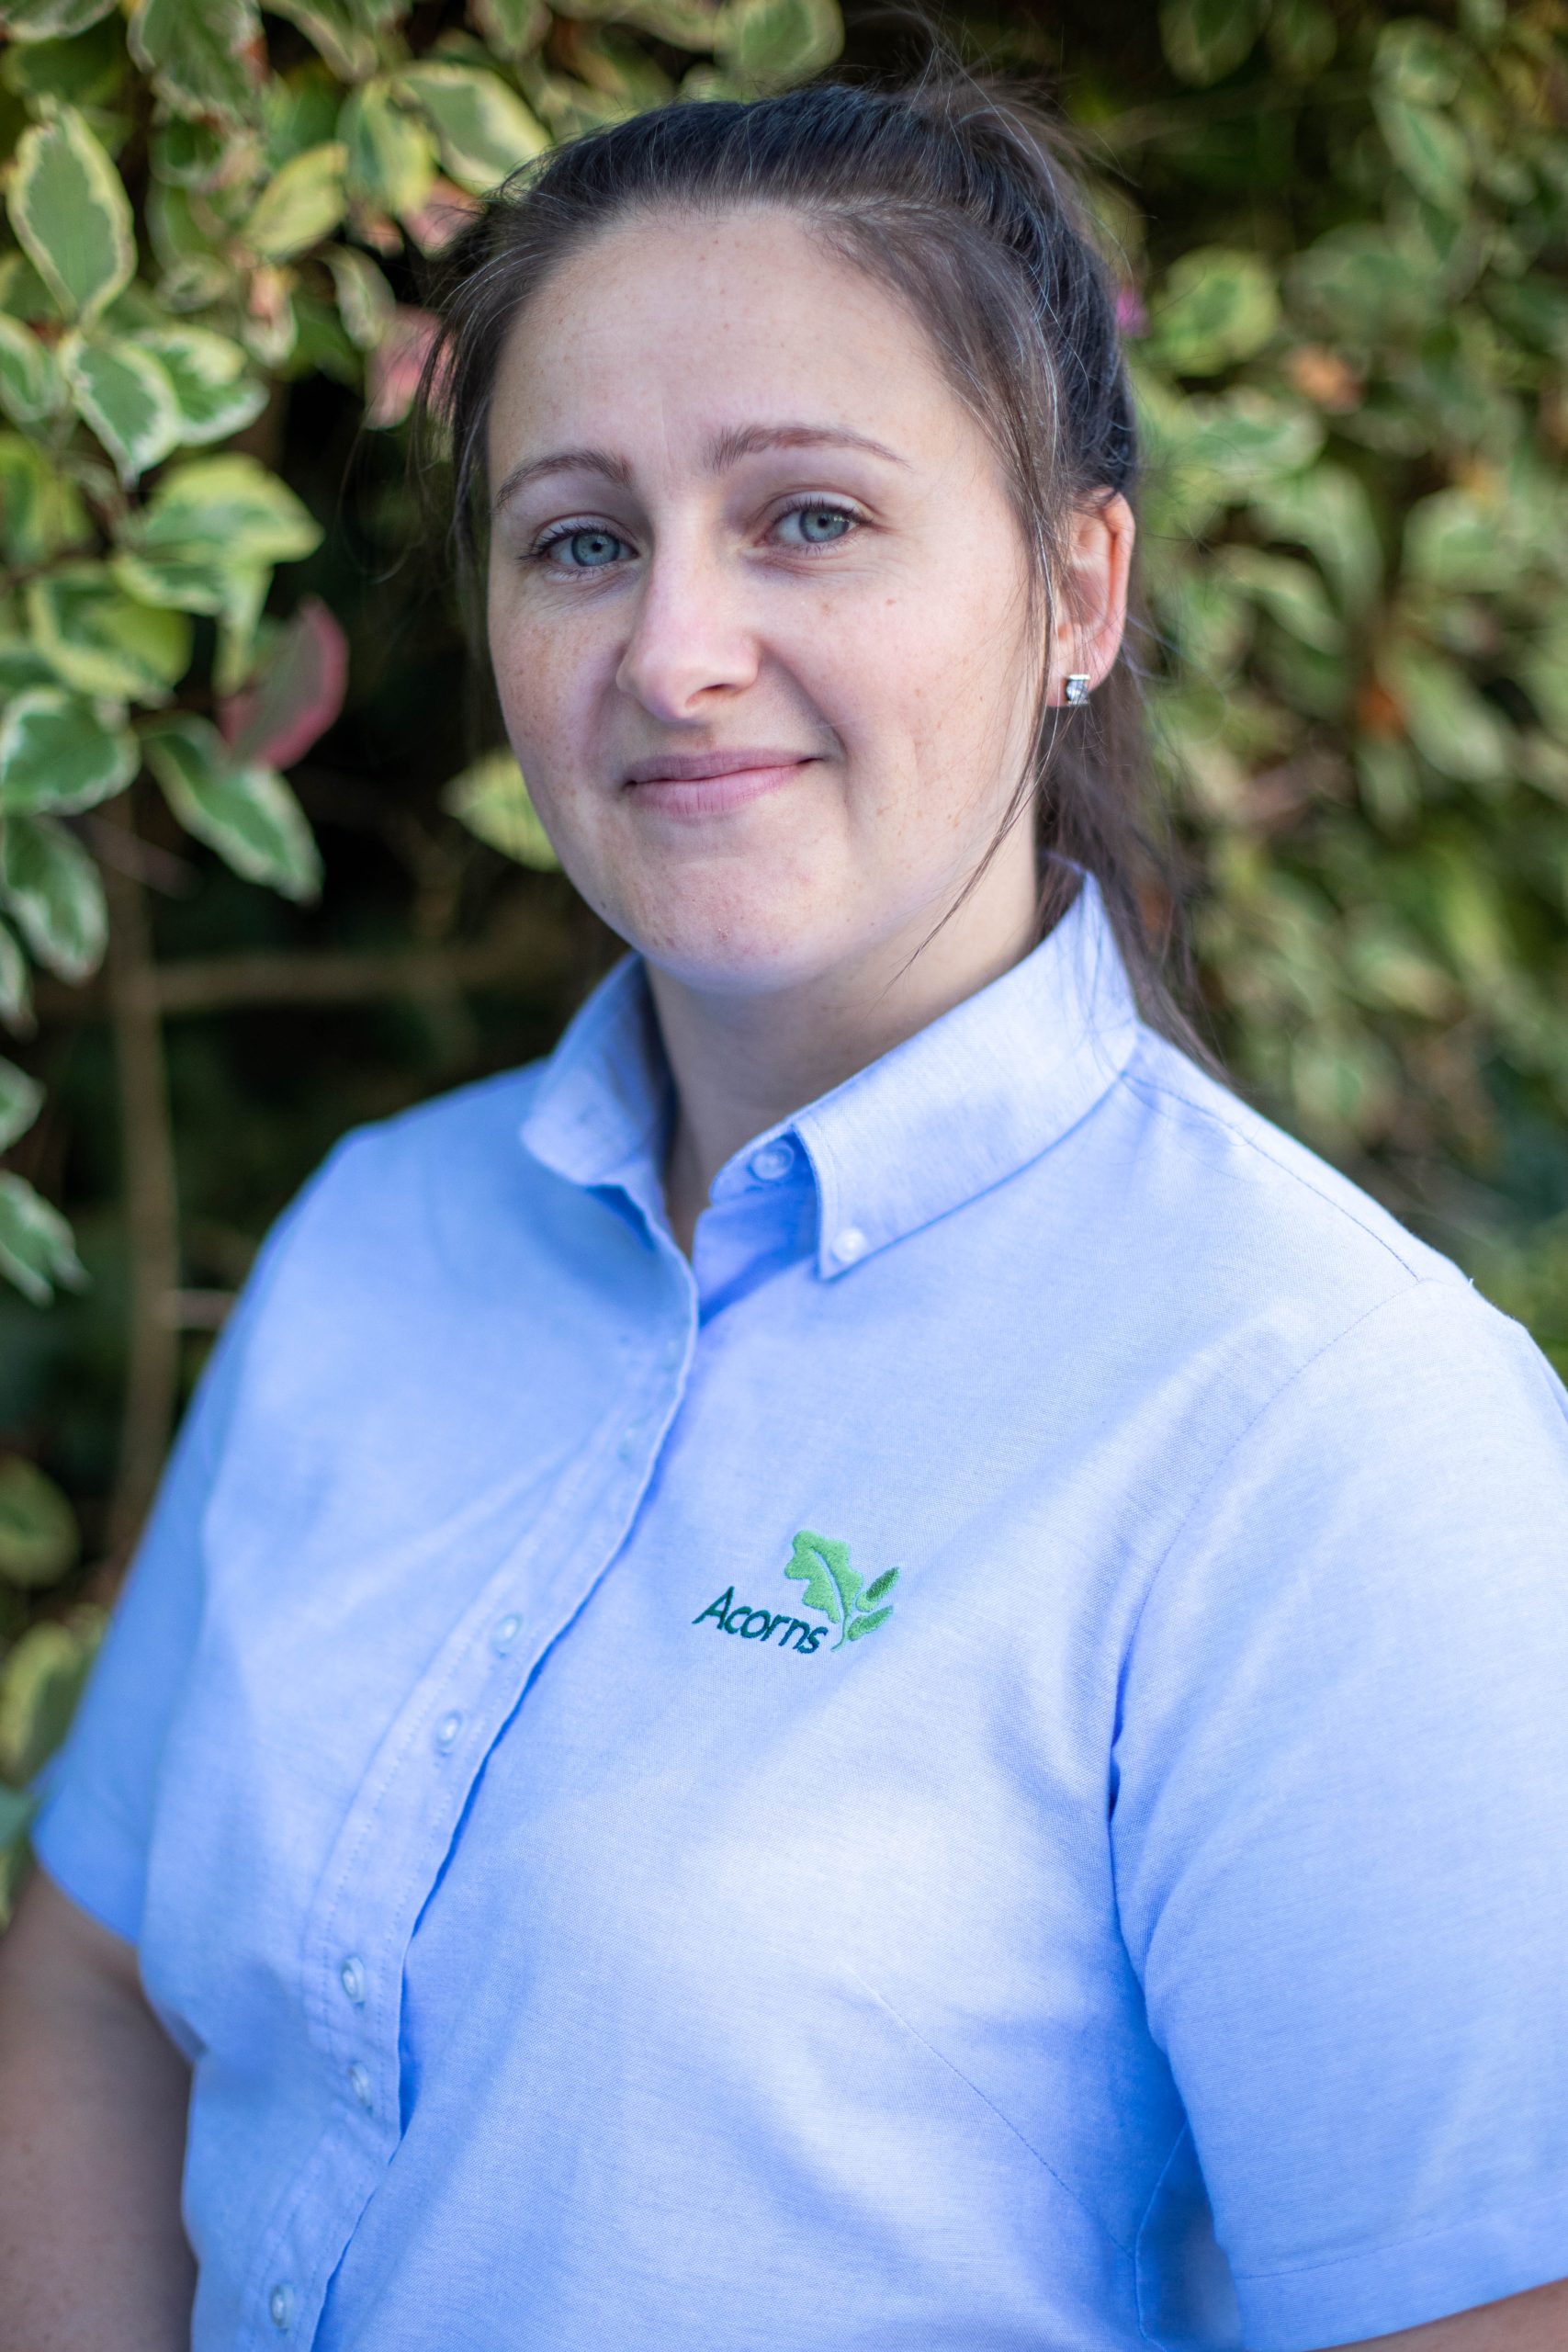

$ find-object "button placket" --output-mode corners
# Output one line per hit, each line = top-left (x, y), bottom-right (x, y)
(285, 1272), (699, 2350)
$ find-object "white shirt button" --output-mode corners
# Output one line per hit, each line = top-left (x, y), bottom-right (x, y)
(339, 1955), (366, 2005)
(347, 2061), (373, 2110)
(829, 1226), (869, 1266)
(434, 1711), (462, 1752)
(491, 1612), (522, 1654)
(268, 2282), (294, 2331)
(749, 1138), (796, 1183)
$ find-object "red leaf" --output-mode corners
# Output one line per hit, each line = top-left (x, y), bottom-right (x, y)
(366, 307), (441, 429)
(219, 595), (349, 770)
(402, 178), (479, 258)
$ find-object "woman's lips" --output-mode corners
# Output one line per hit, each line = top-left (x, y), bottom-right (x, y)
(623, 751), (817, 818)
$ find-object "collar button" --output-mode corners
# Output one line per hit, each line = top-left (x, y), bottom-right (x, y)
(749, 1138), (796, 1183)
(829, 1225), (868, 1267)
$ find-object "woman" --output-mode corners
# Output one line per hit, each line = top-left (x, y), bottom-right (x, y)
(3, 74), (1566, 2352)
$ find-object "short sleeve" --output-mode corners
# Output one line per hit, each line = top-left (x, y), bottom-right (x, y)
(1111, 1277), (1568, 2352)
(30, 1200), (304, 1949)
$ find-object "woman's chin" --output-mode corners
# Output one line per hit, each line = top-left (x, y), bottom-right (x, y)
(618, 889), (863, 1000)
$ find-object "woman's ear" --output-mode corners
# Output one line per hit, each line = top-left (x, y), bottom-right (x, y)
(1046, 492), (1135, 707)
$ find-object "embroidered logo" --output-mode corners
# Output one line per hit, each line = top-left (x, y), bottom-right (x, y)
(692, 1529), (899, 1656)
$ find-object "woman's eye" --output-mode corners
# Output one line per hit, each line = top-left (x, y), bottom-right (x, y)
(774, 504), (855, 548)
(539, 526), (628, 570)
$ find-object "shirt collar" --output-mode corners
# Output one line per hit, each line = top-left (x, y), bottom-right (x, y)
(520, 873), (1141, 1273)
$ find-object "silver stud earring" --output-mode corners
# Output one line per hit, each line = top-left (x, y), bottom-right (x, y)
(1065, 673), (1090, 706)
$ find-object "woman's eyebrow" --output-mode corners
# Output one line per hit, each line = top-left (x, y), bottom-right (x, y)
(491, 424), (908, 515)
(491, 447), (633, 515)
(702, 422), (910, 470)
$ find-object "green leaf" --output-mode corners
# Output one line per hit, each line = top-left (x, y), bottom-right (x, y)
(0, 1615), (100, 1783)
(0, 315), (63, 424)
(142, 713), (321, 899)
(472, 0), (547, 54)
(62, 556), (184, 698)
(1374, 92), (1471, 211)
(0, 920), (32, 1036)
(1287, 226), (1438, 344)
(60, 331), (182, 485)
(6, 105), (134, 324)
(1158, 0), (1263, 85)
(0, 435), (88, 567)
(862, 1566), (899, 1604)
(1265, 0), (1335, 76)
(0, 0), (118, 35)
(340, 79), (436, 215)
(1162, 567), (1253, 679)
(265, 0), (378, 82)
(443, 749), (558, 870)
(130, 325), (267, 447)
(1151, 247), (1280, 376)
(1374, 17), (1465, 107)
(714, 0), (844, 90)
(844, 1606), (892, 1642)
(131, 452), (322, 566)
(128, 0), (263, 124)
(0, 251), (62, 326)
(323, 244), (396, 350)
(1382, 645), (1510, 786)
(1, 10), (124, 102)
(0, 1170), (86, 1304)
(397, 62), (549, 193)
(0, 685), (139, 816)
(1219, 548), (1343, 652)
(244, 141), (347, 262)
(0, 1457), (78, 1589)
(149, 114), (229, 187)
(1402, 489), (1516, 594)
(1251, 466), (1382, 616)
(1521, 623), (1568, 745)
(0, 1057), (43, 1154)
(113, 455), (321, 614)
(784, 1529), (852, 1623)
(211, 563), (270, 695)
(1181, 389), (1324, 491)
(0, 812), (107, 981)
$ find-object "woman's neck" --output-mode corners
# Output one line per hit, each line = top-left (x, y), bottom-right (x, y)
(648, 868), (1041, 1256)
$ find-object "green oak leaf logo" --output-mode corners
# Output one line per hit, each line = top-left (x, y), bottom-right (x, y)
(784, 1529), (898, 1650)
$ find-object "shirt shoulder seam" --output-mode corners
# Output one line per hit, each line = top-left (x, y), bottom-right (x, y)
(1117, 1064), (1430, 1283)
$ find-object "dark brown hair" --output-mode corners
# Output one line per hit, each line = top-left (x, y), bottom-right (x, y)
(417, 66), (1203, 1052)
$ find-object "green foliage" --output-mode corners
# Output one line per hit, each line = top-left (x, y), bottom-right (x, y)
(0, 1455), (77, 1589)
(443, 748), (558, 869)
(0, 0), (845, 1910)
(0, 0), (835, 1317)
(1114, 3), (1568, 1229)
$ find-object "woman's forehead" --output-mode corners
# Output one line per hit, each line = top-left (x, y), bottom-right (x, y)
(486, 207), (968, 476)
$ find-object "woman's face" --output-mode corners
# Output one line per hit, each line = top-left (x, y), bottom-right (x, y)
(485, 205), (1045, 996)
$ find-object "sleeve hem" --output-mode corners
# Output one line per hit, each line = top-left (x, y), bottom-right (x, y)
(30, 1784), (146, 1949)
(1235, 2185), (1568, 2351)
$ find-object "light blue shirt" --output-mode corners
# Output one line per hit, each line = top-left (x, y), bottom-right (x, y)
(34, 877), (1568, 2352)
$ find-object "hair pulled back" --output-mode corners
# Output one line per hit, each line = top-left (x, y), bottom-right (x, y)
(418, 65), (1201, 1051)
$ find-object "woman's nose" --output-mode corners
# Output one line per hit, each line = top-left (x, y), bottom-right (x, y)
(614, 539), (761, 720)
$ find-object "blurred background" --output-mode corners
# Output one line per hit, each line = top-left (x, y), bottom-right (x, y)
(2, 0), (1566, 1905)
